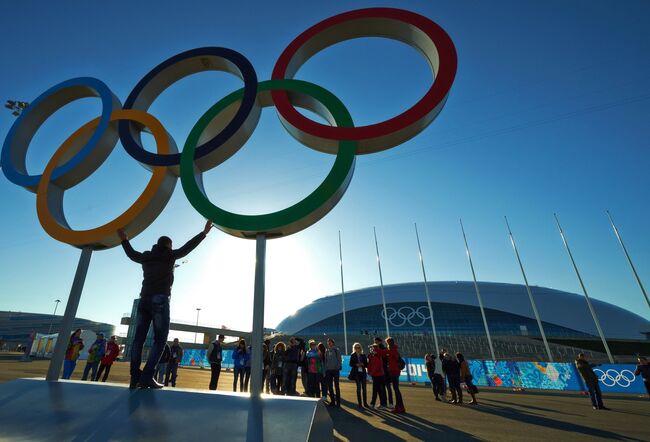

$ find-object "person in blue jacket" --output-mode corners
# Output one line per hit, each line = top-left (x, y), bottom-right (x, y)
(232, 339), (250, 392)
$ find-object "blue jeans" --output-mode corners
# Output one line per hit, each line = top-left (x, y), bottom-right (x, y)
(130, 294), (170, 382)
(233, 366), (246, 392)
(62, 359), (77, 379)
(81, 361), (99, 381)
(155, 362), (167, 384)
(325, 370), (341, 405)
(165, 362), (179, 386)
(586, 381), (604, 408)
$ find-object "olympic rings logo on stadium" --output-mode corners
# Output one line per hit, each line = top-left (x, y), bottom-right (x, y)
(2, 8), (456, 249)
(381, 306), (431, 327)
(593, 369), (636, 388)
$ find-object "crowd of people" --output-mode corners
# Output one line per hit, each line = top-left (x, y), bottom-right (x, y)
(424, 350), (478, 405)
(62, 329), (120, 382)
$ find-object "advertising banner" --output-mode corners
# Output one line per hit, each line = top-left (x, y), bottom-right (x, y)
(180, 350), (645, 394)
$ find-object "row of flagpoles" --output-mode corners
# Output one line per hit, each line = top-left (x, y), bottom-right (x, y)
(337, 211), (648, 363)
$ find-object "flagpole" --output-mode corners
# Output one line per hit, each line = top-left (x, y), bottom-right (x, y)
(554, 213), (614, 363)
(504, 216), (553, 362)
(338, 231), (349, 355)
(460, 219), (496, 360)
(414, 223), (440, 355)
(606, 210), (649, 310)
(373, 227), (391, 338)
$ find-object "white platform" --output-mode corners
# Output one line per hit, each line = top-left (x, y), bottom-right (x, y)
(0, 378), (332, 441)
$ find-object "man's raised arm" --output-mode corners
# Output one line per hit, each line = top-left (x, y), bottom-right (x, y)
(172, 220), (213, 259)
(117, 229), (144, 263)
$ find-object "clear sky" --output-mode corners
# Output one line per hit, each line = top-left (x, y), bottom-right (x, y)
(1, 0), (649, 339)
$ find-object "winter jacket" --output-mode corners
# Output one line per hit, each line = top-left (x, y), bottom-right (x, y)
(385, 345), (402, 377)
(101, 341), (120, 365)
(272, 349), (286, 375)
(425, 360), (435, 377)
(232, 348), (250, 369)
(324, 346), (342, 371)
(434, 356), (444, 376)
(121, 232), (206, 296)
(306, 349), (323, 374)
(349, 353), (368, 379)
(207, 341), (222, 363)
(285, 342), (302, 364)
(65, 336), (84, 361)
(263, 346), (272, 368)
(86, 338), (107, 364)
(575, 358), (599, 384)
(367, 352), (384, 378)
(459, 360), (471, 378)
(635, 364), (650, 381)
(169, 344), (183, 365)
(442, 356), (460, 379)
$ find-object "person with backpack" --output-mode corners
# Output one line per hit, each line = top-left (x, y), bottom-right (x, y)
(208, 334), (225, 390)
(368, 343), (388, 409)
(324, 338), (342, 407)
(95, 335), (120, 382)
(457, 352), (478, 404)
(349, 343), (369, 408)
(81, 332), (106, 381)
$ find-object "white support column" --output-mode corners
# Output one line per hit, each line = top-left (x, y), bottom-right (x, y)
(249, 234), (266, 397)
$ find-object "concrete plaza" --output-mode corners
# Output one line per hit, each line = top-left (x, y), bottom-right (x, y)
(0, 357), (648, 441)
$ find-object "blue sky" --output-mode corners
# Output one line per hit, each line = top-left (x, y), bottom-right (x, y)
(1, 0), (649, 337)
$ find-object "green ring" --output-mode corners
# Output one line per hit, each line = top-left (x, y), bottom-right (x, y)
(180, 79), (356, 238)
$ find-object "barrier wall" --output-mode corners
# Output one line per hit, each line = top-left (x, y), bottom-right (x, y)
(180, 350), (646, 394)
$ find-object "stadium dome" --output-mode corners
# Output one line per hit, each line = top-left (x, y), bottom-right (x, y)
(276, 281), (650, 341)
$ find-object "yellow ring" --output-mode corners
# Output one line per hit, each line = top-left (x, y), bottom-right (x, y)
(36, 110), (177, 249)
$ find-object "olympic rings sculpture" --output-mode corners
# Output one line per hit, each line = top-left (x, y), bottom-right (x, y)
(2, 7), (456, 249)
(593, 368), (636, 388)
(381, 306), (431, 327)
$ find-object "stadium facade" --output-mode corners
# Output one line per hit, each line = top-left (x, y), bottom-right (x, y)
(275, 281), (650, 361)
(0, 311), (115, 348)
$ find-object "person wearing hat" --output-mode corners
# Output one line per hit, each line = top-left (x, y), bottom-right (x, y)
(82, 332), (106, 381)
(95, 335), (121, 382)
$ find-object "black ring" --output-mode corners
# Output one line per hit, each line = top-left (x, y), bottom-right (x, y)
(119, 47), (257, 167)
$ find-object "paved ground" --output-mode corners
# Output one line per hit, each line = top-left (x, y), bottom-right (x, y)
(1, 356), (648, 441)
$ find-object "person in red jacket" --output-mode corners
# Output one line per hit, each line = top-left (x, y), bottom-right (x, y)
(385, 337), (405, 413)
(95, 335), (120, 382)
(367, 344), (388, 409)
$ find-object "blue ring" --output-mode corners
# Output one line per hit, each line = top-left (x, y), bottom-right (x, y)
(119, 47), (258, 167)
(1, 77), (118, 190)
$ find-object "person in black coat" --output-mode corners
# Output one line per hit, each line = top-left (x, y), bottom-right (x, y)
(442, 351), (462, 404)
(349, 343), (369, 408)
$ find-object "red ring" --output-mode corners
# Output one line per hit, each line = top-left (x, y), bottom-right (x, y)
(271, 8), (457, 145)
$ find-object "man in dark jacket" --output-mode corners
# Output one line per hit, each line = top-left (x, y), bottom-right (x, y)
(575, 353), (608, 410)
(165, 338), (183, 387)
(208, 334), (225, 390)
(283, 337), (304, 396)
(118, 220), (213, 389)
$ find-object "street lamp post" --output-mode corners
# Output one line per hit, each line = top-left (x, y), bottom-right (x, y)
(47, 299), (61, 335)
(195, 308), (201, 344)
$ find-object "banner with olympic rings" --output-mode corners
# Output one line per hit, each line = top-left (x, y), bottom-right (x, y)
(179, 349), (647, 394)
(1, 7), (457, 248)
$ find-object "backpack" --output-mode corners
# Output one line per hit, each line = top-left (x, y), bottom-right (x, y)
(398, 357), (406, 371)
